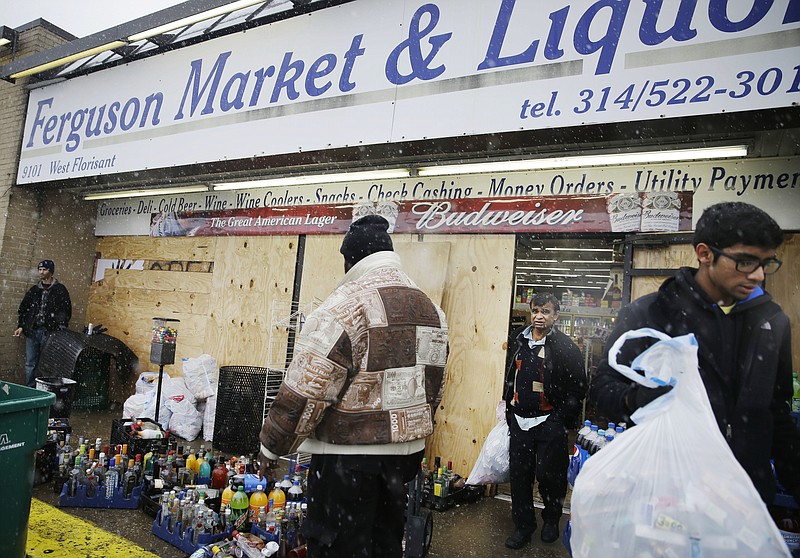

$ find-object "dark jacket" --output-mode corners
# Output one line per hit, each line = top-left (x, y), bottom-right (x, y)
(590, 267), (800, 505)
(504, 325), (587, 429)
(17, 279), (72, 336)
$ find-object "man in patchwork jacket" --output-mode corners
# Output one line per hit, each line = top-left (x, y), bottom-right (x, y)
(259, 214), (448, 558)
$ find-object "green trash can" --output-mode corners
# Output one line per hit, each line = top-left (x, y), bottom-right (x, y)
(0, 381), (55, 558)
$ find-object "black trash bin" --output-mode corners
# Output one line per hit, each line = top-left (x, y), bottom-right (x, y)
(35, 377), (77, 419)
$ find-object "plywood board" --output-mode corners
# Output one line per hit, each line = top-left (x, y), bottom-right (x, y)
(112, 269), (212, 293)
(204, 236), (298, 368)
(421, 234), (516, 476)
(633, 243), (696, 269)
(96, 236), (215, 261)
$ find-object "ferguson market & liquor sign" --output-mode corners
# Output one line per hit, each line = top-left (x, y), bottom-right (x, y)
(18, 0), (800, 184)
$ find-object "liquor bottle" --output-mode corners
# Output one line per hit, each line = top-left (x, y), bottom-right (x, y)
(199, 457), (212, 483)
(123, 459), (138, 498)
(105, 456), (121, 499)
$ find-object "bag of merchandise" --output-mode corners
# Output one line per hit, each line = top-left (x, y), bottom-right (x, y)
(203, 395), (217, 442)
(182, 354), (218, 400)
(466, 401), (510, 485)
(166, 396), (203, 440)
(570, 328), (790, 557)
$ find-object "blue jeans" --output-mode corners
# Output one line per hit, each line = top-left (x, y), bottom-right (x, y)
(25, 328), (48, 387)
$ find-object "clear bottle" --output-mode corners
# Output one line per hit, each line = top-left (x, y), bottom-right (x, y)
(576, 420), (592, 447)
(582, 424), (599, 451)
(591, 429), (607, 454)
(105, 456), (121, 499)
(123, 458), (137, 498)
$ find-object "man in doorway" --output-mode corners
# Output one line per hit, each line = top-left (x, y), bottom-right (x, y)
(258, 215), (449, 558)
(503, 292), (586, 549)
(590, 201), (800, 506)
(13, 259), (72, 387)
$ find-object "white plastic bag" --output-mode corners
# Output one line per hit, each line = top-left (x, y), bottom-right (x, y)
(570, 328), (790, 557)
(182, 354), (218, 400)
(135, 371), (169, 394)
(167, 397), (203, 440)
(466, 401), (509, 485)
(123, 391), (155, 419)
(203, 395), (216, 442)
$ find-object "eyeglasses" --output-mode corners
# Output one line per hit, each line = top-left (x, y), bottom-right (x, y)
(708, 246), (782, 275)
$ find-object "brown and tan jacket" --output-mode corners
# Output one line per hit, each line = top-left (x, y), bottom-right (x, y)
(260, 251), (448, 459)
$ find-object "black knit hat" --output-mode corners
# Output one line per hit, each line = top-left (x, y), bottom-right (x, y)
(340, 215), (393, 264)
(38, 260), (55, 273)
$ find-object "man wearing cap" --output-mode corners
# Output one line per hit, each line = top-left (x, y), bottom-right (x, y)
(259, 215), (449, 558)
(13, 260), (72, 387)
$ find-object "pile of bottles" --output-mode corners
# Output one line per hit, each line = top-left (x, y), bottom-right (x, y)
(576, 420), (627, 455)
(57, 434), (145, 501)
(421, 456), (466, 510)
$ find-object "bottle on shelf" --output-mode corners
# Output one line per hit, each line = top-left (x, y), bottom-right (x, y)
(288, 479), (303, 503)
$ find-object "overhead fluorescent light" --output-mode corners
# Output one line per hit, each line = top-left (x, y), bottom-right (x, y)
(545, 247), (613, 252)
(128, 0), (266, 41)
(563, 260), (616, 264)
(517, 283), (558, 288)
(83, 185), (208, 200)
(517, 259), (558, 263)
(214, 169), (410, 190)
(416, 145), (748, 176)
(561, 285), (603, 290)
(10, 41), (128, 79)
(517, 266), (572, 271)
(585, 274), (611, 278)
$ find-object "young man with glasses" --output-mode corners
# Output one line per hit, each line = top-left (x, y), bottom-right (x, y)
(590, 202), (799, 507)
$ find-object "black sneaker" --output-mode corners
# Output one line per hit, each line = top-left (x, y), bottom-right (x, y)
(505, 529), (534, 549)
(540, 522), (559, 544)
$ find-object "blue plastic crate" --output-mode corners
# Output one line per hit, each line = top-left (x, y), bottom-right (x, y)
(58, 480), (142, 509)
(152, 509), (231, 554)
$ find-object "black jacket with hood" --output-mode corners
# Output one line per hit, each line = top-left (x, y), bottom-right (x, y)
(17, 279), (72, 336)
(590, 267), (800, 505)
(504, 325), (587, 429)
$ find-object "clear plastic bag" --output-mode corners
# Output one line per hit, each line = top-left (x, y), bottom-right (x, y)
(570, 328), (790, 557)
(466, 401), (510, 485)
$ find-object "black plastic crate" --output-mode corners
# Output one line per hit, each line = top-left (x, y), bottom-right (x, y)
(213, 366), (281, 455)
(110, 418), (169, 459)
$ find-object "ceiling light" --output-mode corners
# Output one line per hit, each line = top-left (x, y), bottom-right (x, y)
(416, 146), (748, 176)
(83, 185), (208, 200)
(517, 266), (572, 271)
(128, 0), (265, 41)
(214, 169), (411, 190)
(10, 41), (128, 79)
(563, 260), (616, 264)
(585, 274), (611, 278)
(529, 273), (579, 278)
(517, 283), (559, 288)
(561, 285), (604, 290)
(545, 247), (613, 252)
(517, 259), (558, 263)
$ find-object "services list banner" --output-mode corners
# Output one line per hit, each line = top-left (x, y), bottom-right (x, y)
(149, 194), (693, 237)
(18, 0), (800, 184)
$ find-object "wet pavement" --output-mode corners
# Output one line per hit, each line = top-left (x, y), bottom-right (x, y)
(33, 409), (571, 558)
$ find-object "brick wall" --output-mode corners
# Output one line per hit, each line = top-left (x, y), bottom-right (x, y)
(0, 23), (95, 382)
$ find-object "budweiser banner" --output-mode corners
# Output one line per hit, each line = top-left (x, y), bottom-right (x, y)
(150, 194), (692, 237)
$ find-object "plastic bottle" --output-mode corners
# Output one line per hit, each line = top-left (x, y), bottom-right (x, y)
(269, 482), (286, 511)
(186, 449), (197, 475)
(591, 429), (607, 454)
(582, 424), (599, 451)
(211, 462), (228, 490)
(576, 420), (592, 447)
(249, 484), (269, 522)
(230, 485), (250, 532)
(288, 479), (303, 502)
(280, 474), (293, 492)
(792, 372), (800, 412)
(221, 481), (235, 508)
